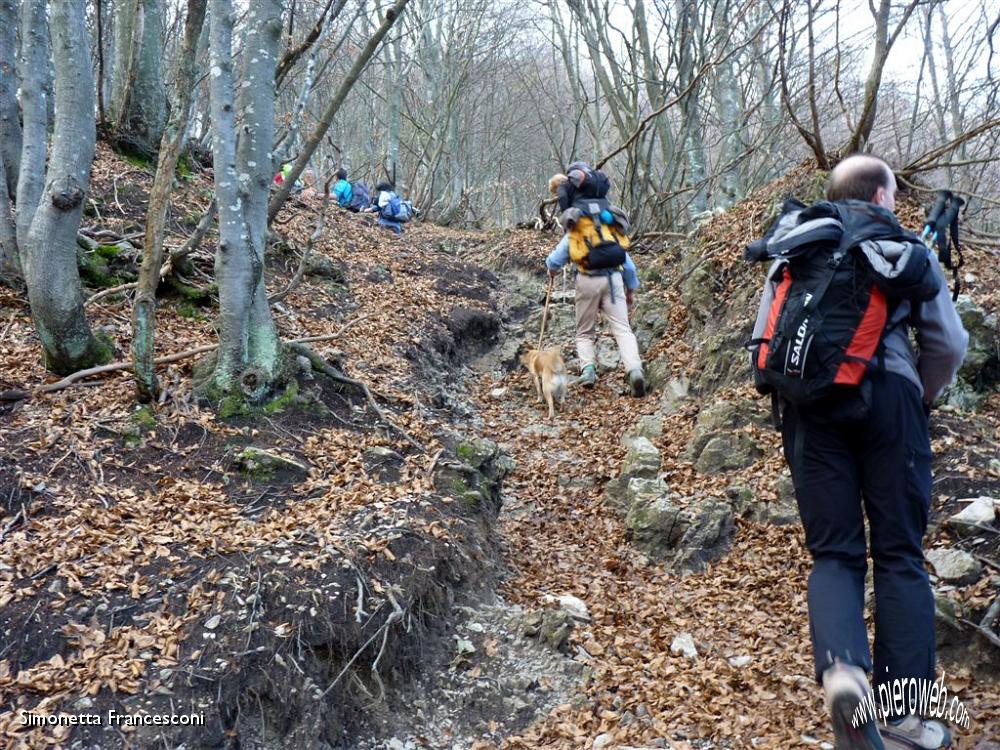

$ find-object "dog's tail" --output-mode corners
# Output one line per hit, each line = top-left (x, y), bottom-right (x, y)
(551, 374), (568, 402)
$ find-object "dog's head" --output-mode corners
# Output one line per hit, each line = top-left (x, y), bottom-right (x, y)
(520, 349), (538, 369)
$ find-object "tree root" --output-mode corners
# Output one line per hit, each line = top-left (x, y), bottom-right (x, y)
(287, 341), (423, 452)
(16, 327), (365, 399)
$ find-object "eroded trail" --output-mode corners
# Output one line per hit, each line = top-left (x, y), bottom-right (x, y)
(456, 230), (1000, 749)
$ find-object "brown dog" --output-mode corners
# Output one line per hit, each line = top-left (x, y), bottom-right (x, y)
(521, 347), (568, 419)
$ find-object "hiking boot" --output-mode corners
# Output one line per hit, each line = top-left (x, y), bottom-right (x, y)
(879, 716), (952, 749)
(822, 663), (886, 750)
(579, 365), (597, 388)
(627, 369), (646, 398)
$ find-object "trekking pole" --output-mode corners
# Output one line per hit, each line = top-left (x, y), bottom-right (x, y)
(537, 279), (554, 350)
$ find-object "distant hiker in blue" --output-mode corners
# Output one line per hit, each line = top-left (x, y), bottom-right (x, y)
(370, 181), (417, 235)
(333, 169), (352, 208)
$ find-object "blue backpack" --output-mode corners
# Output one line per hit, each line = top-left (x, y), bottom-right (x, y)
(381, 192), (414, 223)
(348, 182), (370, 212)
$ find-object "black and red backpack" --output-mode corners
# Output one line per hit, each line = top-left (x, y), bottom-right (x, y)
(747, 199), (940, 411)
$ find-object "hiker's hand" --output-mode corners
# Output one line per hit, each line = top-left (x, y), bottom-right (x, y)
(548, 268), (558, 279)
(626, 289), (635, 309)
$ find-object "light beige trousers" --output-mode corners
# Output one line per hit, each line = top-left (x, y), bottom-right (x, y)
(574, 271), (642, 373)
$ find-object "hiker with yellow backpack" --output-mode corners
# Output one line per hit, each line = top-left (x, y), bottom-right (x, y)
(545, 162), (645, 397)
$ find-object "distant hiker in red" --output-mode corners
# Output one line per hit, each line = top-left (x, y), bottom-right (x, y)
(748, 155), (967, 750)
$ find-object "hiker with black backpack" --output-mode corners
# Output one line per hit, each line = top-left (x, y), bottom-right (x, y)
(545, 162), (646, 397)
(747, 155), (967, 750)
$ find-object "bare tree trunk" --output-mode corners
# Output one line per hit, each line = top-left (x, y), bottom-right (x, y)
(267, 0), (411, 224)
(112, 0), (167, 157)
(132, 0), (207, 403)
(0, 0), (19, 277)
(846, 0), (919, 153)
(15, 0), (50, 249)
(199, 0), (283, 403)
(0, 0), (20, 196)
(111, 0), (141, 125)
(22, 0), (107, 374)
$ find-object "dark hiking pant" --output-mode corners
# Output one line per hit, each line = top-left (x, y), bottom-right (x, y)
(781, 371), (935, 709)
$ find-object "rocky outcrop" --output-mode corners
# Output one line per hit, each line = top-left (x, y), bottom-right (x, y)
(926, 548), (983, 586)
(623, 480), (735, 573)
(605, 437), (662, 513)
(684, 400), (763, 474)
(435, 437), (515, 513)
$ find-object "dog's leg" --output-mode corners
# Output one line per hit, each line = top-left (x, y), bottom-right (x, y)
(544, 383), (555, 419)
(534, 375), (544, 403)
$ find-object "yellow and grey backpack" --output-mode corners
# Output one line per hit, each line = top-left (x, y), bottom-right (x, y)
(563, 198), (631, 272)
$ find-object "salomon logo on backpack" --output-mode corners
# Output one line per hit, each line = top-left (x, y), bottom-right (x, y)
(747, 199), (941, 408)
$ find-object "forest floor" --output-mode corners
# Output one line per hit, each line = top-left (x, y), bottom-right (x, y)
(1, 146), (999, 749)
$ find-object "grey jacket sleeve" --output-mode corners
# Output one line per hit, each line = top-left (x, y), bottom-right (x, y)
(749, 261), (781, 366)
(911, 260), (968, 403)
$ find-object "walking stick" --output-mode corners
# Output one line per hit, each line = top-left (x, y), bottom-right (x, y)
(537, 279), (554, 350)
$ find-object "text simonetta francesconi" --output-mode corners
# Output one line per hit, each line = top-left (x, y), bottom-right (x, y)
(19, 709), (205, 727)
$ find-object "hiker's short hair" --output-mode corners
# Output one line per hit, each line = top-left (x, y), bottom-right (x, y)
(826, 155), (893, 202)
(335, 168), (347, 180)
(548, 173), (568, 194)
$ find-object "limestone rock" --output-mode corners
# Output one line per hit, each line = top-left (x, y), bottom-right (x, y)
(235, 447), (309, 481)
(926, 548), (982, 586)
(955, 294), (999, 383)
(694, 433), (761, 474)
(625, 481), (686, 556)
(670, 633), (698, 659)
(671, 498), (736, 572)
(948, 497), (997, 535)
(605, 437), (662, 512)
(435, 438), (514, 514)
(541, 594), (591, 623)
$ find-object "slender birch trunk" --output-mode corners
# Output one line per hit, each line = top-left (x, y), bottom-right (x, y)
(132, 0), (207, 402)
(22, 0), (108, 374)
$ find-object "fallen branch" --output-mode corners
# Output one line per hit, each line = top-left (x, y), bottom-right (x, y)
(87, 281), (137, 305)
(170, 198), (217, 264)
(288, 342), (423, 452)
(25, 329), (361, 397)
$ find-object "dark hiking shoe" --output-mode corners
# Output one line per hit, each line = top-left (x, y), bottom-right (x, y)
(823, 663), (886, 750)
(880, 716), (952, 749)
(579, 365), (597, 388)
(628, 369), (646, 398)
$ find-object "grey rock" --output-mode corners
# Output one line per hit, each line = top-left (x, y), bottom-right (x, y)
(303, 253), (346, 281)
(948, 497), (997, 535)
(694, 433), (760, 474)
(728, 655), (752, 668)
(955, 294), (999, 383)
(620, 412), (664, 447)
(670, 633), (698, 659)
(659, 376), (690, 415)
(235, 447), (310, 481)
(926, 548), (982, 586)
(934, 591), (964, 647)
(607, 437), (662, 511)
(622, 437), (661, 478)
(596, 340), (621, 372)
(625, 482), (686, 557)
(672, 498), (736, 572)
